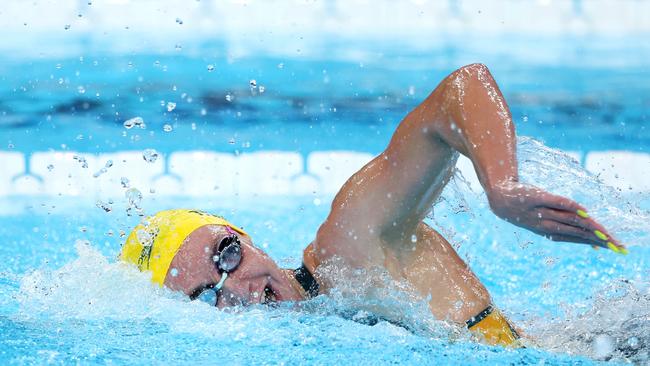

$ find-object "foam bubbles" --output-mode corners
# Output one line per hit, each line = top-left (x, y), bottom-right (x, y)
(516, 137), (649, 244)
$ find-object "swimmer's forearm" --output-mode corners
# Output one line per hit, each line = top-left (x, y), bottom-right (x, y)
(416, 65), (626, 251)
(421, 63), (519, 197)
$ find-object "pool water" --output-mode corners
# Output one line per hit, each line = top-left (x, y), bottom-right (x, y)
(1, 39), (649, 365)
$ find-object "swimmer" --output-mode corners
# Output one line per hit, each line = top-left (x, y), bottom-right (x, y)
(120, 63), (627, 347)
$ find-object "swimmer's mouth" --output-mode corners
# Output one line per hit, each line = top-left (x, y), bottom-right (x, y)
(261, 285), (278, 305)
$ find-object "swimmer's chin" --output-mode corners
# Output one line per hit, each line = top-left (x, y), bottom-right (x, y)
(274, 269), (307, 303)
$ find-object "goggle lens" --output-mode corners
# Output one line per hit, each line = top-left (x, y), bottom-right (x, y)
(218, 240), (241, 273)
(192, 233), (243, 306)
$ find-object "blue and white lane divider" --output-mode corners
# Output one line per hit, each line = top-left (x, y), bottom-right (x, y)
(0, 150), (648, 197)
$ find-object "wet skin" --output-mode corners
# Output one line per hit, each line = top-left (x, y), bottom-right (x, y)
(165, 225), (305, 308)
(164, 63), (625, 327)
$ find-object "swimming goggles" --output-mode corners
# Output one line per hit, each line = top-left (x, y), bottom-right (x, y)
(189, 229), (242, 306)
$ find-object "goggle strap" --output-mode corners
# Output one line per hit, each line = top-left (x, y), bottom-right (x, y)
(214, 272), (228, 291)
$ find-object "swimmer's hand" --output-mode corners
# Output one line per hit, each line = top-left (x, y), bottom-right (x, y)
(487, 182), (627, 253)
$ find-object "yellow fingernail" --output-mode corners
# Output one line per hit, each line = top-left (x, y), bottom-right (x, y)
(594, 230), (608, 241)
(606, 242), (620, 253)
(615, 244), (629, 255)
(576, 209), (589, 218)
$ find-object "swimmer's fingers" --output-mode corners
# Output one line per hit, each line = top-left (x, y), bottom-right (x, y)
(534, 194), (627, 253)
(538, 208), (607, 236)
(540, 217), (628, 253)
(539, 219), (603, 246)
(543, 233), (600, 246)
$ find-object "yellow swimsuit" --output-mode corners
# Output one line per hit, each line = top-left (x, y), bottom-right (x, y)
(466, 305), (524, 348)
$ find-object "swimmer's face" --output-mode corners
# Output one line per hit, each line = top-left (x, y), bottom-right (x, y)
(164, 225), (304, 307)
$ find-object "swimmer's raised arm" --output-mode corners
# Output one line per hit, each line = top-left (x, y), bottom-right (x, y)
(320, 63), (624, 252)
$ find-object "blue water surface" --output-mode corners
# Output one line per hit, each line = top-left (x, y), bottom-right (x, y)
(1, 38), (649, 365)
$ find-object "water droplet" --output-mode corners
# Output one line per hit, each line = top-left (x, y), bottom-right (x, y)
(207, 64), (215, 72)
(120, 177), (130, 188)
(249, 79), (257, 88)
(259, 86), (265, 93)
(72, 155), (88, 168)
(175, 18), (183, 25)
(93, 168), (106, 178)
(123, 117), (144, 129)
(408, 85), (415, 96)
(170, 268), (179, 277)
(200, 108), (207, 116)
(77, 85), (86, 94)
(411, 234), (417, 243)
(191, 122), (197, 130)
(163, 124), (173, 132)
(627, 336), (640, 349)
(142, 149), (159, 163)
(593, 334), (615, 359)
(313, 198), (321, 206)
(166, 102), (176, 112)
(95, 200), (112, 212)
(64, 24), (71, 30)
(136, 228), (153, 246)
(277, 63), (284, 69)
(47, 164), (54, 171)
(228, 138), (236, 145)
(93, 159), (113, 178)
(225, 94), (232, 102)
(175, 44), (182, 51)
(125, 187), (143, 207)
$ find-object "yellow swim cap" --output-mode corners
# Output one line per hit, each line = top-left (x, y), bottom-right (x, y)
(119, 209), (248, 285)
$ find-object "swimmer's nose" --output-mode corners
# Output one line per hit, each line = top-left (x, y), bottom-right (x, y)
(216, 282), (253, 308)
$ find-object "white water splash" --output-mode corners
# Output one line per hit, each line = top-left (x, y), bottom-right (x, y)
(531, 279), (650, 363)
(516, 137), (649, 245)
(311, 257), (466, 342)
(17, 240), (183, 321)
(430, 136), (650, 363)
(15, 241), (431, 346)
